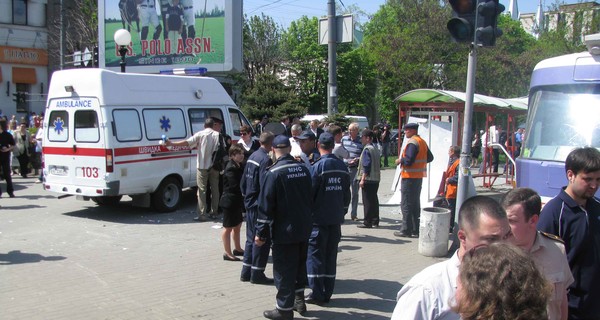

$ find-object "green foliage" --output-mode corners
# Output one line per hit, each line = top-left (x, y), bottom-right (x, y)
(240, 73), (306, 122)
(282, 16), (328, 114)
(323, 113), (351, 131)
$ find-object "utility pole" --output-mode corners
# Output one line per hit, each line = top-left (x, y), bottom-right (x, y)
(327, 0), (338, 115)
(59, 0), (64, 70)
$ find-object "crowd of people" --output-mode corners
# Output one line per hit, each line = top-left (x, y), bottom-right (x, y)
(0, 111), (45, 201)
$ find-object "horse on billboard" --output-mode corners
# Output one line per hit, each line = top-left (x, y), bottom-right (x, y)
(118, 0), (140, 33)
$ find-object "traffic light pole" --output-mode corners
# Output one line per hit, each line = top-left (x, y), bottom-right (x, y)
(455, 44), (477, 221)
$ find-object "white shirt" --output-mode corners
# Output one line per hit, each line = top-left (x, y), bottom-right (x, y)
(332, 142), (349, 160)
(290, 137), (301, 157)
(391, 252), (460, 320)
(186, 127), (220, 170)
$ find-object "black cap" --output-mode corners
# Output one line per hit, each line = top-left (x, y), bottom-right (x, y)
(403, 123), (419, 130)
(318, 132), (335, 148)
(296, 130), (316, 140)
(273, 135), (291, 149)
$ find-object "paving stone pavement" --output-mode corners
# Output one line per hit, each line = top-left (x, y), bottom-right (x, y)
(0, 168), (509, 320)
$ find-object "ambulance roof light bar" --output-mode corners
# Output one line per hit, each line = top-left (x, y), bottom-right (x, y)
(159, 67), (208, 76)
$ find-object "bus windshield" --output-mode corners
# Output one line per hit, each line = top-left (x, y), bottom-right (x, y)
(522, 84), (600, 162)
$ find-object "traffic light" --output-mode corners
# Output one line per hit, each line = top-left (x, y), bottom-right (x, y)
(447, 0), (476, 43)
(476, 0), (505, 47)
(448, 0), (505, 46)
(93, 46), (99, 67)
(12, 92), (25, 104)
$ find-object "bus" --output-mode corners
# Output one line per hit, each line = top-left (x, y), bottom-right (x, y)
(516, 33), (600, 202)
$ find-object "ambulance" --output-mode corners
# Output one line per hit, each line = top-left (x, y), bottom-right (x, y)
(42, 68), (252, 212)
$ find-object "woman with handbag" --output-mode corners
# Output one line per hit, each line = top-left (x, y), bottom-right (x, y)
(13, 122), (31, 178)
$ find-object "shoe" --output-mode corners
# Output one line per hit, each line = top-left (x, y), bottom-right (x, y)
(209, 213), (219, 220)
(240, 276), (250, 282)
(263, 309), (293, 320)
(351, 217), (360, 221)
(193, 215), (209, 222)
(8, 193), (15, 198)
(411, 233), (419, 238)
(251, 275), (274, 285)
(394, 231), (411, 238)
(293, 294), (306, 315)
(305, 295), (325, 306)
(233, 249), (244, 256)
(223, 254), (241, 261)
(357, 224), (372, 229)
(35, 180), (42, 184)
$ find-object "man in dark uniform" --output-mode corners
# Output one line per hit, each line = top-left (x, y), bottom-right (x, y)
(538, 147), (600, 320)
(295, 130), (319, 173)
(306, 132), (351, 306)
(240, 132), (275, 284)
(255, 135), (313, 320)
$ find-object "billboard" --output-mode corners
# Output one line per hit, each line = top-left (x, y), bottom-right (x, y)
(98, 0), (242, 74)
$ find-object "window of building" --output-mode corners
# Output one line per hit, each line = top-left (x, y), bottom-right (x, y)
(13, 0), (27, 25)
(15, 83), (30, 113)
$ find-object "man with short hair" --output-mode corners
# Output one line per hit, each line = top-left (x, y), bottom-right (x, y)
(356, 129), (381, 228)
(256, 135), (312, 320)
(391, 196), (513, 320)
(501, 187), (573, 320)
(305, 132), (351, 307)
(341, 123), (363, 221)
(165, 118), (220, 221)
(309, 119), (324, 140)
(395, 123), (432, 238)
(240, 132), (275, 285)
(327, 125), (349, 160)
(538, 147), (600, 320)
(289, 124), (303, 158)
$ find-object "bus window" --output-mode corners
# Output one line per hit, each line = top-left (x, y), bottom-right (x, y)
(142, 108), (186, 140)
(188, 108), (224, 134)
(75, 110), (100, 143)
(522, 85), (600, 161)
(48, 111), (69, 142)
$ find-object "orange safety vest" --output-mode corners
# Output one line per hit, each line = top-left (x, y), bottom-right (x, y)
(401, 135), (428, 179)
(445, 158), (460, 199)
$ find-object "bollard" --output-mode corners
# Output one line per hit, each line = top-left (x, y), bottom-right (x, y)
(418, 207), (451, 257)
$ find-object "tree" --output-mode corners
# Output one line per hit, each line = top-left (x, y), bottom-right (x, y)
(282, 16), (329, 114)
(47, 0), (98, 69)
(240, 73), (306, 122)
(243, 14), (285, 88)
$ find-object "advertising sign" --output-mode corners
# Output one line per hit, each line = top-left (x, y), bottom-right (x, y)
(99, 0), (242, 74)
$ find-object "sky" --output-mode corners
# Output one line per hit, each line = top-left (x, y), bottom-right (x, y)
(244, 0), (586, 28)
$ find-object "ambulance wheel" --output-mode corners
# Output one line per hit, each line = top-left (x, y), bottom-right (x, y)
(152, 177), (182, 212)
(92, 196), (123, 206)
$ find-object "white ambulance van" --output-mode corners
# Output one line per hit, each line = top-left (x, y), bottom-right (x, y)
(43, 68), (252, 212)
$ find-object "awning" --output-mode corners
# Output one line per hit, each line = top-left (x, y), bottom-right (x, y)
(12, 67), (37, 84)
(395, 89), (528, 111)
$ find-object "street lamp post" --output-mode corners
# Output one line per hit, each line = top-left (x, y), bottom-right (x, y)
(114, 29), (131, 73)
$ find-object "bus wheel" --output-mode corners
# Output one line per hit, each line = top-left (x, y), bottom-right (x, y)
(92, 195), (123, 206)
(152, 177), (182, 213)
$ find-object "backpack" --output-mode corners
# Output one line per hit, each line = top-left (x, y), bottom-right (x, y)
(210, 134), (227, 171)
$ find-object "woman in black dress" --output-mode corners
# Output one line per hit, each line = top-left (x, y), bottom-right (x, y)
(220, 144), (246, 261)
(237, 125), (259, 162)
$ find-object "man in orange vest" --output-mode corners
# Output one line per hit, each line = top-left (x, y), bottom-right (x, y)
(444, 146), (460, 232)
(394, 123), (433, 238)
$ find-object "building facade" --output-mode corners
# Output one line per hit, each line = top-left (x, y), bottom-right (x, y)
(0, 0), (48, 119)
(520, 2), (600, 42)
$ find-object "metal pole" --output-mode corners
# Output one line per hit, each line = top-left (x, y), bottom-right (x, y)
(327, 0), (338, 115)
(119, 46), (128, 73)
(59, 0), (64, 70)
(455, 44), (477, 219)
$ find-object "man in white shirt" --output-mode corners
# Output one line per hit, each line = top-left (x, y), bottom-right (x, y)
(391, 196), (513, 320)
(289, 124), (302, 158)
(165, 118), (220, 221)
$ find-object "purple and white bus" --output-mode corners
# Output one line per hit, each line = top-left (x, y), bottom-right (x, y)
(516, 33), (600, 203)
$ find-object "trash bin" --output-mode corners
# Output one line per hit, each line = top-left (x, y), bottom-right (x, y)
(418, 207), (451, 257)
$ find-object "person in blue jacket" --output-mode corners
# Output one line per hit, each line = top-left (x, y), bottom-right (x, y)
(538, 147), (600, 320)
(240, 132), (275, 285)
(306, 132), (351, 306)
(255, 135), (313, 320)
